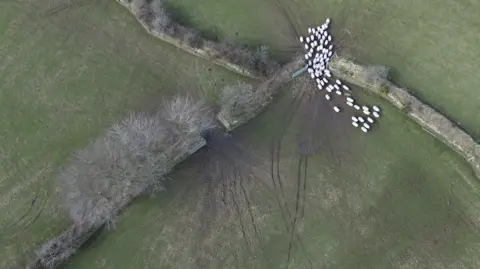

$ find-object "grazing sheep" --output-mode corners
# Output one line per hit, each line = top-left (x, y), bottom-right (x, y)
(325, 94), (331, 100)
(347, 101), (353, 107)
(308, 28), (312, 33)
(300, 36), (304, 43)
(351, 116), (358, 122)
(326, 18), (331, 24)
(342, 85), (350, 91)
(346, 97), (354, 103)
(358, 117), (364, 122)
(336, 90), (342, 96)
(328, 44), (333, 51)
(333, 106), (340, 112)
(310, 73), (315, 79)
(362, 106), (369, 111)
(373, 111), (380, 118)
(373, 106), (380, 112)
(361, 126), (368, 133)
(304, 44), (309, 50)
(323, 78), (328, 83)
(318, 84), (323, 90)
(352, 121), (359, 127)
(363, 110), (370, 115)
(334, 84), (340, 90)
(363, 123), (371, 129)
(367, 117), (374, 123)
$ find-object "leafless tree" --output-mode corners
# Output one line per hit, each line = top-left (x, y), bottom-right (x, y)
(219, 83), (269, 124)
(161, 95), (215, 161)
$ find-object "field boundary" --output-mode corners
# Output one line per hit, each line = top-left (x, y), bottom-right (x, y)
(115, 0), (277, 80)
(329, 57), (480, 178)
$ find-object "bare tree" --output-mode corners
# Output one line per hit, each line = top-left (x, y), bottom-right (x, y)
(219, 83), (268, 124)
(161, 95), (215, 160)
(364, 64), (390, 89)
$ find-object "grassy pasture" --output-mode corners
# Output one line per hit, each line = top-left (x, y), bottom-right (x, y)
(0, 0), (250, 268)
(160, 0), (480, 139)
(62, 83), (480, 269)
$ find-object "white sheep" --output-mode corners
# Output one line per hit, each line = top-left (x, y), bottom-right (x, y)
(367, 117), (374, 123)
(363, 123), (371, 129)
(342, 85), (349, 91)
(351, 116), (358, 122)
(299, 36), (304, 43)
(361, 126), (368, 133)
(336, 90), (342, 96)
(373, 111), (380, 118)
(347, 102), (353, 107)
(325, 94), (331, 100)
(358, 117), (364, 122)
(346, 97), (354, 103)
(363, 110), (370, 115)
(373, 106), (381, 112)
(333, 106), (340, 112)
(352, 121), (359, 127)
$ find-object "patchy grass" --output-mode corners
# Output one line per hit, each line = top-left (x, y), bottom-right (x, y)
(62, 85), (480, 269)
(159, 0), (480, 138)
(0, 0), (250, 268)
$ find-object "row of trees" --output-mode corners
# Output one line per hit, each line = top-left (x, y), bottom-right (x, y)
(34, 96), (214, 268)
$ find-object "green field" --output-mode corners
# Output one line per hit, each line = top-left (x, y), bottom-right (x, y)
(160, 0), (480, 139)
(62, 85), (480, 268)
(0, 1), (249, 268)
(3, 0), (480, 268)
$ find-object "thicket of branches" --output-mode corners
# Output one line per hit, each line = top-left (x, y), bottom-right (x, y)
(60, 95), (213, 227)
(130, 0), (278, 74)
(219, 83), (270, 124)
(212, 40), (279, 76)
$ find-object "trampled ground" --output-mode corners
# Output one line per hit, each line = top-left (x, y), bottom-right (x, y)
(160, 0), (480, 139)
(0, 0), (250, 268)
(62, 83), (480, 269)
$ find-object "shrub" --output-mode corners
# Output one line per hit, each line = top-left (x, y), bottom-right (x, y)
(401, 104), (412, 114)
(219, 83), (267, 122)
(253, 45), (279, 76)
(364, 64), (390, 89)
(379, 86), (390, 96)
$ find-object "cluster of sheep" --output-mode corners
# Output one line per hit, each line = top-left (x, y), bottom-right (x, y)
(299, 18), (383, 133)
(350, 104), (381, 133)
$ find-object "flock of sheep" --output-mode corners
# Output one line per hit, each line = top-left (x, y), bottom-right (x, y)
(299, 18), (382, 133)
